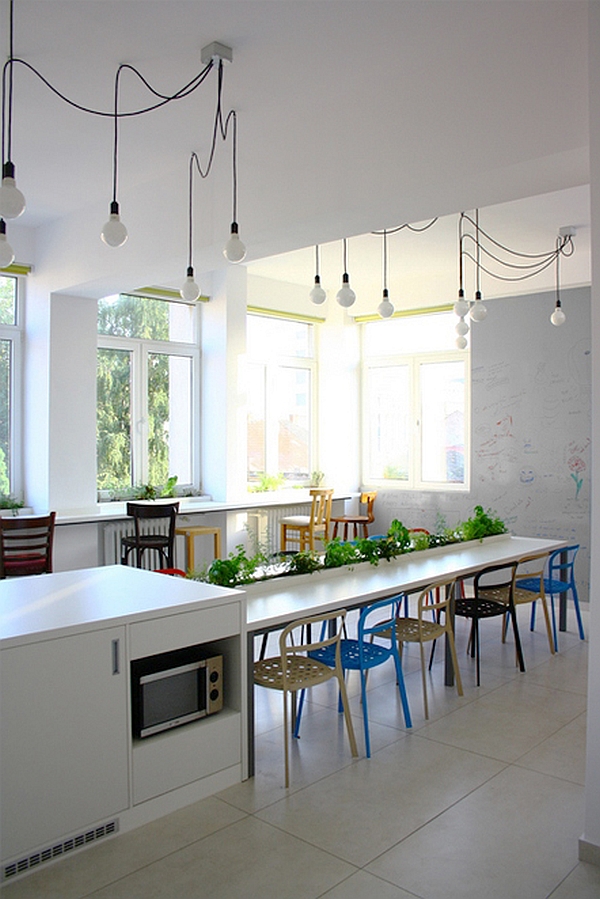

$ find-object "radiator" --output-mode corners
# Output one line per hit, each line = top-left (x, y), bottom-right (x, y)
(247, 504), (313, 556)
(102, 520), (170, 568)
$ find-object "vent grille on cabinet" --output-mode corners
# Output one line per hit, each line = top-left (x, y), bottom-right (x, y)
(2, 819), (119, 881)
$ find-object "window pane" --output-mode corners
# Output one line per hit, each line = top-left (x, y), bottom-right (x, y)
(276, 367), (310, 480)
(98, 294), (195, 343)
(148, 353), (193, 486)
(247, 362), (266, 481)
(420, 360), (465, 483)
(366, 366), (410, 480)
(247, 315), (313, 358)
(0, 276), (17, 326)
(0, 339), (12, 493)
(97, 348), (132, 490)
(364, 312), (456, 356)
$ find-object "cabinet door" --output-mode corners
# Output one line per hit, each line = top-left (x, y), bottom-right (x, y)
(1, 626), (129, 861)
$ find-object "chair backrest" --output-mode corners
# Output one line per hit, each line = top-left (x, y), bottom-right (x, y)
(359, 490), (377, 523)
(473, 561), (518, 605)
(0, 511), (56, 578)
(126, 501), (179, 541)
(308, 488), (333, 535)
(279, 608), (347, 688)
(416, 578), (456, 625)
(548, 544), (579, 586)
(514, 552), (549, 595)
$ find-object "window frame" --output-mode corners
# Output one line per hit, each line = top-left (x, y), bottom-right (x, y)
(0, 274), (23, 498)
(362, 327), (470, 492)
(97, 303), (201, 496)
(246, 312), (319, 487)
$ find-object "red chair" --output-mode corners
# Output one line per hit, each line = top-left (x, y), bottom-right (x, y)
(0, 512), (56, 578)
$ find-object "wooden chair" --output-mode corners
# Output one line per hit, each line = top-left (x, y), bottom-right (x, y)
(395, 579), (463, 719)
(121, 502), (179, 569)
(331, 490), (377, 540)
(253, 609), (358, 787)
(0, 512), (56, 578)
(279, 488), (333, 552)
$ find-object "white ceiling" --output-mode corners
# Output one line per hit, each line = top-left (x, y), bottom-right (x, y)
(4, 0), (592, 301)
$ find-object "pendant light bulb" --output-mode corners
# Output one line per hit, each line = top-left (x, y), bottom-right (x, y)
(0, 163), (26, 219)
(101, 201), (128, 248)
(181, 266), (201, 302)
(456, 335), (468, 350)
(551, 302), (566, 326)
(336, 274), (356, 308)
(454, 289), (469, 319)
(378, 288), (394, 319)
(223, 222), (246, 263)
(0, 220), (15, 268)
(469, 291), (487, 322)
(455, 318), (469, 337)
(310, 275), (327, 305)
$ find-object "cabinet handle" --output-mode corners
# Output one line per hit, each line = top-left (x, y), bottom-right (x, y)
(111, 639), (120, 675)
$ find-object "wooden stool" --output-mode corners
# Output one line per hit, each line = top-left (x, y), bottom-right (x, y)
(175, 525), (222, 571)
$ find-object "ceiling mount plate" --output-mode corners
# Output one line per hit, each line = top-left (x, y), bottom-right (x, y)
(201, 42), (233, 65)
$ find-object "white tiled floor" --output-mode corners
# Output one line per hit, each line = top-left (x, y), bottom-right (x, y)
(4, 604), (600, 899)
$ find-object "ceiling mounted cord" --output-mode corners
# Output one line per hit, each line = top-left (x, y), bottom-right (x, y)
(377, 229), (394, 318)
(1, 0), (243, 266)
(336, 238), (356, 308)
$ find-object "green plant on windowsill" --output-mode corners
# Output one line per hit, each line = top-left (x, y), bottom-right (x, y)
(133, 475), (178, 501)
(0, 493), (24, 513)
(248, 472), (285, 493)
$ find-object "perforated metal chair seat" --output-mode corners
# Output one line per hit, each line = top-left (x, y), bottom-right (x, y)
(310, 638), (391, 671)
(455, 596), (508, 619)
(254, 654), (336, 692)
(395, 617), (446, 642)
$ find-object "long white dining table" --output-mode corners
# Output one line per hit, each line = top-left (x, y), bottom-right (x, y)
(243, 534), (567, 774)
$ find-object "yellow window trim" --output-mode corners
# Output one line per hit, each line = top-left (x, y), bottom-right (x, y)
(248, 305), (325, 324)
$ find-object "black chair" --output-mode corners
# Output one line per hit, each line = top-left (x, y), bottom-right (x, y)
(0, 512), (56, 578)
(121, 502), (179, 569)
(455, 561), (523, 686)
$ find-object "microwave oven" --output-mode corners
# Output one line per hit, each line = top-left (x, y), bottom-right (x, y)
(131, 645), (223, 739)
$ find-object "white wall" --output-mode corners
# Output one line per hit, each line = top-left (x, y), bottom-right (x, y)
(371, 287), (591, 600)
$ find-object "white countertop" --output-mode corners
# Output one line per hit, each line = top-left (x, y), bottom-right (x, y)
(0, 565), (241, 647)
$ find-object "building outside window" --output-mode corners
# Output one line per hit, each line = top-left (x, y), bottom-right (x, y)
(246, 313), (317, 489)
(362, 311), (469, 490)
(0, 275), (22, 499)
(97, 293), (199, 497)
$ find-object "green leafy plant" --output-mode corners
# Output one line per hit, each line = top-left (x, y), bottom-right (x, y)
(0, 493), (24, 511)
(160, 475), (178, 497)
(387, 519), (412, 551)
(287, 550), (322, 575)
(202, 544), (269, 587)
(310, 470), (325, 487)
(323, 538), (360, 569)
(456, 505), (507, 542)
(249, 472), (285, 493)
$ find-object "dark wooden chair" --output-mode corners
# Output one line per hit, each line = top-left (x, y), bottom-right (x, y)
(0, 511), (56, 578)
(121, 502), (179, 569)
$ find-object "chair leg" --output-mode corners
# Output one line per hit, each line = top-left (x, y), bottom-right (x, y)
(572, 584), (586, 640)
(336, 671), (358, 759)
(530, 601), (537, 631)
(283, 689), (290, 788)
(549, 594), (559, 653)
(419, 641), (429, 720)
(539, 595), (556, 654)
(447, 628), (463, 697)
(509, 603), (526, 673)
(392, 644), (412, 729)
(474, 619), (481, 686)
(359, 669), (372, 757)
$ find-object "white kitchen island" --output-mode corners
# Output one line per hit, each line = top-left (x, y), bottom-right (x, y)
(0, 565), (246, 882)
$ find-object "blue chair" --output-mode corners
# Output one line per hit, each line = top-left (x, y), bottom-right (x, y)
(295, 596), (412, 757)
(517, 544), (584, 651)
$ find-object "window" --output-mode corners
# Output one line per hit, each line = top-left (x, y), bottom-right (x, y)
(0, 275), (21, 498)
(246, 314), (317, 488)
(362, 312), (469, 490)
(97, 294), (199, 496)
